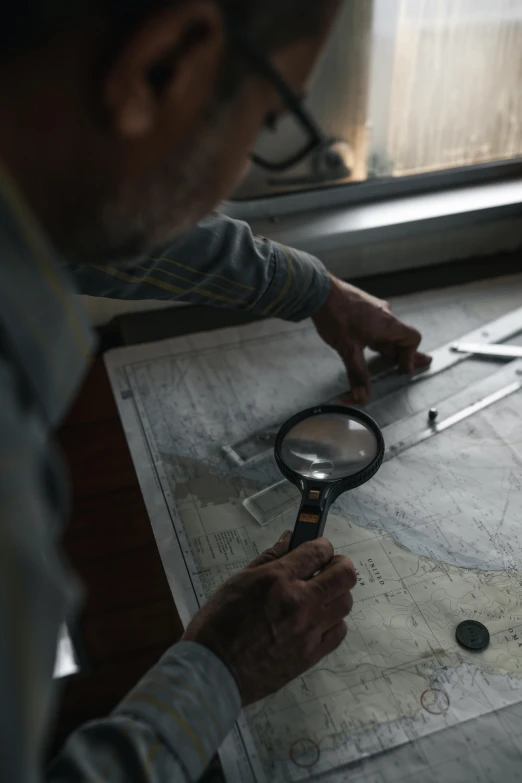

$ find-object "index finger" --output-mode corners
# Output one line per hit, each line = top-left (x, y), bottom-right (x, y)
(374, 320), (427, 375)
(309, 554), (357, 601)
(246, 531), (292, 569)
(394, 322), (422, 375)
(280, 538), (335, 580)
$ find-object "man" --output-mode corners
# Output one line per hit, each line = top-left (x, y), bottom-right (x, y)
(0, 2), (430, 781)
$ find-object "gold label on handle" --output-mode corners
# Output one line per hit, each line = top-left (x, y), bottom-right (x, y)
(299, 513), (320, 524)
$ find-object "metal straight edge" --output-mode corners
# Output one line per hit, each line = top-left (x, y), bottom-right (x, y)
(224, 306), (522, 466)
(365, 305), (522, 410)
(241, 360), (522, 527)
(383, 359), (522, 461)
(451, 342), (522, 360)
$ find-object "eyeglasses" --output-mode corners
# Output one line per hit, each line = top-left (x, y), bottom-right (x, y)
(228, 23), (349, 177)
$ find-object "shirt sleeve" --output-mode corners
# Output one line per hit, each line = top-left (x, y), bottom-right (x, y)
(0, 354), (241, 783)
(67, 214), (331, 322)
(48, 643), (241, 783)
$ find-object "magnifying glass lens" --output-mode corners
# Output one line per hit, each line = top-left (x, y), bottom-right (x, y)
(275, 407), (385, 551)
(280, 413), (379, 480)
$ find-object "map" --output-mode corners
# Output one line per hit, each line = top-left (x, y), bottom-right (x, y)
(106, 277), (522, 782)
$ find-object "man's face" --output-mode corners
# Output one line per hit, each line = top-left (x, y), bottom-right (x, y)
(88, 3), (339, 263)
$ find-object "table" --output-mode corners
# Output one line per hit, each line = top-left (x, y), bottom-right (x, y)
(50, 260), (522, 772)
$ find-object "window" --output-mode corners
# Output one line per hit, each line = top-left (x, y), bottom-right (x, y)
(234, 0), (522, 200)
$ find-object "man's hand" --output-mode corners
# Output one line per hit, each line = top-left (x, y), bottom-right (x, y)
(313, 275), (432, 404)
(183, 533), (356, 705)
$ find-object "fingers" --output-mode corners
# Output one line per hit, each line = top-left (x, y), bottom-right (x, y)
(373, 315), (432, 376)
(318, 591), (354, 632)
(281, 538), (335, 580)
(397, 345), (417, 375)
(397, 345), (432, 375)
(414, 351), (432, 369)
(342, 343), (371, 405)
(311, 554), (357, 600)
(322, 621), (348, 653)
(312, 621), (348, 663)
(247, 530), (292, 569)
(379, 320), (421, 375)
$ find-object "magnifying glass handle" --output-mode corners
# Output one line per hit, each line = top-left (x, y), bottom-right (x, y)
(289, 491), (333, 551)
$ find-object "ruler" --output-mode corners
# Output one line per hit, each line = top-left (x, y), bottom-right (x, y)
(226, 305), (522, 467)
(383, 359), (522, 460)
(242, 359), (522, 526)
(451, 342), (522, 360)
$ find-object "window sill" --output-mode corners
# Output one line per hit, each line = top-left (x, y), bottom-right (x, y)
(223, 174), (522, 279)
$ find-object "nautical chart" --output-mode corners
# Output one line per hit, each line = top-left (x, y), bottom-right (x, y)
(106, 276), (522, 782)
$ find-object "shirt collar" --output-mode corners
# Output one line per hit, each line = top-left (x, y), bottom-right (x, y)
(0, 162), (94, 426)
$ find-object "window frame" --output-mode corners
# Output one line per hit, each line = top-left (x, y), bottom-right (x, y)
(224, 158), (522, 222)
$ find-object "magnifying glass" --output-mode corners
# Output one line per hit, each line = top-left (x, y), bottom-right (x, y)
(274, 405), (385, 551)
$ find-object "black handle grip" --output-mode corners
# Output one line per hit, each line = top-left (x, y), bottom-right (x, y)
(289, 488), (332, 551)
(290, 515), (327, 550)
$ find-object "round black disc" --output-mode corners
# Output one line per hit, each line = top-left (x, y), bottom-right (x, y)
(456, 620), (490, 651)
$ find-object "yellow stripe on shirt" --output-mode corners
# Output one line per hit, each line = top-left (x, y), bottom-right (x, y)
(149, 255), (256, 292)
(144, 741), (163, 777)
(153, 672), (221, 738)
(93, 265), (250, 308)
(124, 693), (208, 766)
(280, 250), (311, 318)
(262, 247), (294, 316)
(135, 265), (250, 305)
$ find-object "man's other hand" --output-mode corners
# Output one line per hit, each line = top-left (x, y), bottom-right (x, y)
(313, 275), (432, 404)
(183, 533), (356, 705)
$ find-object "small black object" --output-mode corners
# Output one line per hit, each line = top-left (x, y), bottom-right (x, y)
(456, 620), (490, 651)
(428, 408), (439, 422)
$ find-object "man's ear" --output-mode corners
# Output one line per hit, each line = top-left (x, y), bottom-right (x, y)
(104, 1), (226, 138)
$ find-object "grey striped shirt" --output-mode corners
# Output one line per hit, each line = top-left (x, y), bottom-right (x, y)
(0, 162), (329, 783)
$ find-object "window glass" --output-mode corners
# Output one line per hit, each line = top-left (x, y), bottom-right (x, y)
(370, 0), (522, 178)
(234, 0), (522, 199)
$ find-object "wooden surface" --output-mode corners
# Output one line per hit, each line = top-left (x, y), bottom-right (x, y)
(52, 357), (183, 751)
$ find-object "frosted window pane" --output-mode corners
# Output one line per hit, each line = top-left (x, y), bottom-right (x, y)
(370, 0), (522, 177)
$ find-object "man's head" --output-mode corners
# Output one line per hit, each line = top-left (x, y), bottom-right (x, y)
(0, 0), (340, 262)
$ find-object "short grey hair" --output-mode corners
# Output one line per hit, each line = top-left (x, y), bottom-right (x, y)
(1, 1), (337, 58)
